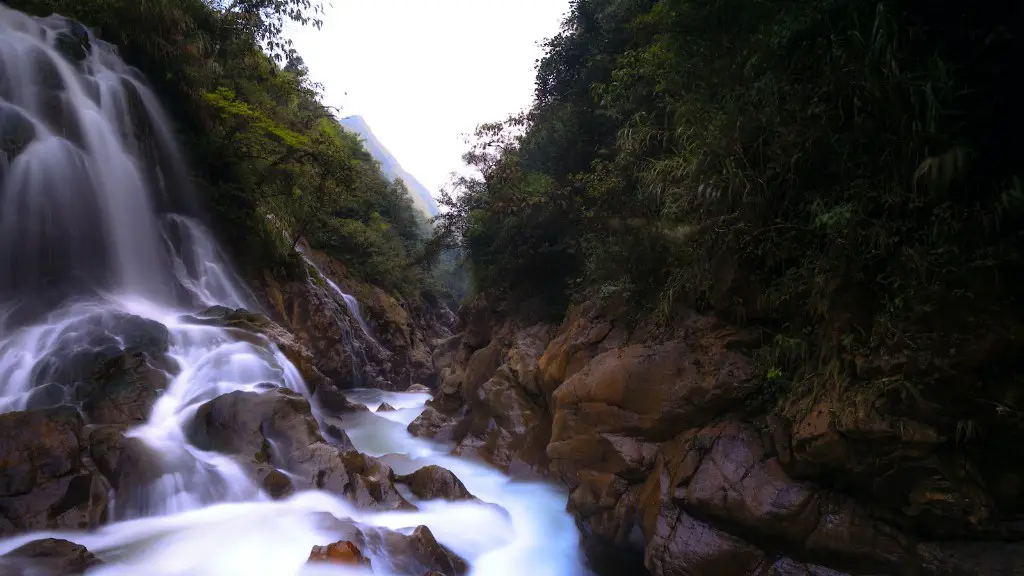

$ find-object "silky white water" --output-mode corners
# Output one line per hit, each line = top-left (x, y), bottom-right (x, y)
(0, 6), (590, 575)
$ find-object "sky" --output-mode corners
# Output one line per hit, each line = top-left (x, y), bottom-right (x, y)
(288, 0), (571, 198)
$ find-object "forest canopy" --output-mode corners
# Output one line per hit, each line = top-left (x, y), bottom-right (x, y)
(434, 0), (1022, 410)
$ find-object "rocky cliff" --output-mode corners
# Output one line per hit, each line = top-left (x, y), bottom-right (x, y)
(408, 297), (1024, 575)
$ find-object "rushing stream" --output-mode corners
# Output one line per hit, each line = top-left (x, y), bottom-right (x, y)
(0, 6), (589, 575)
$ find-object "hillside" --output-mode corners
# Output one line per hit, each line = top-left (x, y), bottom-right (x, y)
(339, 115), (440, 218)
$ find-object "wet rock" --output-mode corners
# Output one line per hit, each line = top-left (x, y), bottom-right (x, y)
(324, 424), (356, 451)
(74, 350), (170, 425)
(0, 538), (100, 575)
(262, 469), (295, 499)
(0, 408), (108, 535)
(407, 384), (432, 394)
(180, 305), (330, 391)
(396, 465), (476, 502)
(340, 450), (417, 511)
(315, 383), (369, 415)
(372, 525), (468, 576)
(84, 425), (165, 517)
(311, 516), (467, 576)
(54, 30), (89, 62)
(254, 272), (365, 389)
(377, 401), (397, 412)
(1, 103), (36, 160)
(188, 388), (413, 511)
(308, 540), (371, 568)
(21, 311), (175, 425)
(407, 406), (461, 443)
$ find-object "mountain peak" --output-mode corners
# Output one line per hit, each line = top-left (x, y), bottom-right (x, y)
(338, 116), (438, 217)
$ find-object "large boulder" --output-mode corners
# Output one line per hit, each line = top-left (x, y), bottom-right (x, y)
(84, 425), (167, 518)
(317, 521), (468, 576)
(396, 465), (476, 502)
(0, 408), (108, 535)
(187, 388), (413, 511)
(0, 538), (101, 575)
(20, 311), (174, 426)
(307, 540), (371, 569)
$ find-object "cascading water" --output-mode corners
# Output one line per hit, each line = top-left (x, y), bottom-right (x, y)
(301, 251), (376, 341)
(0, 6), (591, 575)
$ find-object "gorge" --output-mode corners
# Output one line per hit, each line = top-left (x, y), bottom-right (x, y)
(2, 1), (1024, 575)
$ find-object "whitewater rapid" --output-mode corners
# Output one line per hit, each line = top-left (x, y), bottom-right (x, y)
(0, 388), (591, 576)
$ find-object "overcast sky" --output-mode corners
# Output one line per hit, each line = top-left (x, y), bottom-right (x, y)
(288, 0), (571, 198)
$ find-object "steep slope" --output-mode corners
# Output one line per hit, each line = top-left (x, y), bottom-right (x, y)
(339, 115), (440, 218)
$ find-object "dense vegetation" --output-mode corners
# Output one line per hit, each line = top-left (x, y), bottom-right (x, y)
(10, 0), (438, 297)
(436, 0), (1023, 415)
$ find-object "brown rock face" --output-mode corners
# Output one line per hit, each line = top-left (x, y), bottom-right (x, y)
(424, 296), (1024, 576)
(406, 300), (555, 476)
(0, 408), (108, 535)
(396, 465), (476, 502)
(255, 249), (453, 393)
(187, 388), (414, 511)
(313, 516), (468, 576)
(308, 540), (371, 568)
(0, 538), (101, 575)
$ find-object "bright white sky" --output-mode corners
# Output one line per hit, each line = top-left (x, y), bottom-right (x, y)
(288, 0), (571, 198)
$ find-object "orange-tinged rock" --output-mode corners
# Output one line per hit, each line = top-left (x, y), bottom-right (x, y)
(307, 540), (371, 568)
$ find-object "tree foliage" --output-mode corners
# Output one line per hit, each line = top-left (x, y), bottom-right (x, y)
(435, 0), (1023, 405)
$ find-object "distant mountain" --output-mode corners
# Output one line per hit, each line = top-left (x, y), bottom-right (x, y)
(338, 115), (439, 217)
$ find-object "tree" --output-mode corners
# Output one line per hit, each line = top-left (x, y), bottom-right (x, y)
(209, 0), (325, 61)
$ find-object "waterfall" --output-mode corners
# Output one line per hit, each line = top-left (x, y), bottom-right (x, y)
(0, 4), (281, 512)
(301, 252), (375, 340)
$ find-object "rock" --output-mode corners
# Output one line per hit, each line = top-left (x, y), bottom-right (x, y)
(0, 408), (108, 535)
(188, 388), (413, 511)
(407, 406), (461, 443)
(254, 272), (367, 389)
(74, 350), (170, 425)
(453, 364), (552, 476)
(0, 538), (100, 575)
(307, 540), (371, 568)
(537, 301), (620, 399)
(324, 424), (356, 451)
(262, 469), (295, 499)
(377, 401), (397, 412)
(791, 399), (996, 538)
(180, 305), (329, 391)
(315, 384), (369, 415)
(20, 311), (174, 425)
(407, 384), (432, 394)
(54, 30), (89, 62)
(396, 465), (476, 502)
(310, 517), (467, 576)
(339, 450), (417, 511)
(372, 525), (468, 576)
(1, 104), (36, 160)
(84, 425), (164, 518)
